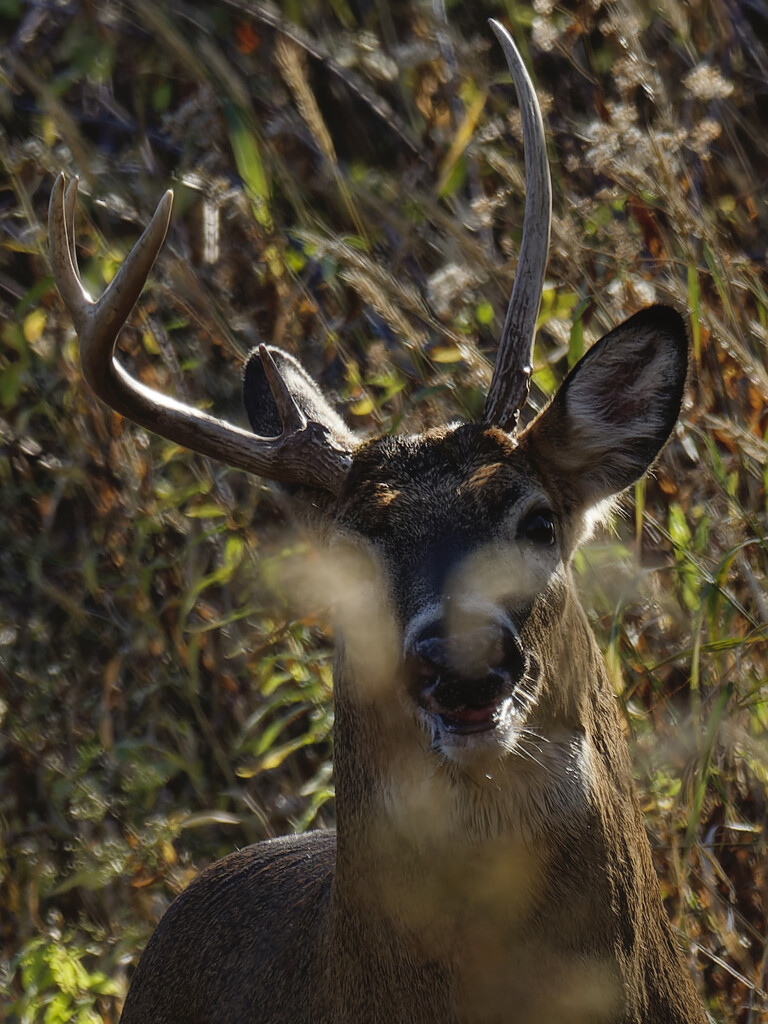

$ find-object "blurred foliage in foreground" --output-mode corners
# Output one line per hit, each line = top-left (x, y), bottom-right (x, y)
(1, 0), (767, 1020)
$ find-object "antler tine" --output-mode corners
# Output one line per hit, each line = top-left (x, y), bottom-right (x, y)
(63, 176), (79, 274)
(482, 20), (552, 433)
(50, 174), (174, 408)
(49, 174), (90, 322)
(48, 173), (351, 494)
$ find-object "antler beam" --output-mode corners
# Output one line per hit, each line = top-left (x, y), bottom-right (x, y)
(48, 174), (351, 493)
(482, 20), (552, 433)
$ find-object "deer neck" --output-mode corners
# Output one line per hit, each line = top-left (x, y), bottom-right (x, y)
(324, 605), (681, 1024)
(328, 596), (656, 944)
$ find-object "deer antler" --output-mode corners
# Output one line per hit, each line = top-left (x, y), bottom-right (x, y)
(48, 173), (351, 493)
(482, 21), (552, 433)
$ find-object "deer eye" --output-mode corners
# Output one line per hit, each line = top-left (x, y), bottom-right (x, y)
(518, 509), (556, 546)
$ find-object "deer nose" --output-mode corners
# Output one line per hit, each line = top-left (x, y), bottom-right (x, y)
(405, 616), (527, 714)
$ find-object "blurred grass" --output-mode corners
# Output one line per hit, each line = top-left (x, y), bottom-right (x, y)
(1, 0), (767, 1020)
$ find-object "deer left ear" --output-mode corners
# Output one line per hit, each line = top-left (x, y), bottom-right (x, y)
(243, 346), (357, 453)
(523, 305), (689, 509)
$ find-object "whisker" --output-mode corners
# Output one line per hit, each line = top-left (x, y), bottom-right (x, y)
(514, 739), (547, 770)
(520, 726), (549, 744)
(514, 687), (537, 707)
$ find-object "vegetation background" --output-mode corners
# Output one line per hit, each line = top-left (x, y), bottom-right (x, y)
(1, 0), (767, 1020)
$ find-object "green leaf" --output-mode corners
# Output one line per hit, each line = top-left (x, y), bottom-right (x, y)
(430, 346), (464, 364)
(184, 503), (227, 519)
(532, 364), (557, 395)
(225, 102), (273, 230)
(45, 944), (89, 996)
(0, 362), (24, 408)
(45, 991), (74, 1024)
(475, 301), (494, 326)
(668, 503), (692, 548)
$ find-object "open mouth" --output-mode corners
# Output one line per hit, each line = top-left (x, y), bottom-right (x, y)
(437, 703), (502, 735)
(413, 669), (519, 737)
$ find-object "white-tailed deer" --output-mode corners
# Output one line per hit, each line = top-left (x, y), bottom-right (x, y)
(49, 21), (706, 1024)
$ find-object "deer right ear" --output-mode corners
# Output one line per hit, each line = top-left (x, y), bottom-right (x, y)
(523, 305), (688, 510)
(243, 346), (358, 454)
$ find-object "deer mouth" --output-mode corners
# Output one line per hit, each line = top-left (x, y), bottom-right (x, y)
(413, 670), (520, 736)
(437, 703), (502, 735)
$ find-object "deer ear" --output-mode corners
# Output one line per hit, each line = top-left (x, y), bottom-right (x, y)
(243, 346), (357, 452)
(523, 306), (688, 509)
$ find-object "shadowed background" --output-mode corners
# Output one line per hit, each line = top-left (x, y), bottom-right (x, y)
(1, 0), (767, 1020)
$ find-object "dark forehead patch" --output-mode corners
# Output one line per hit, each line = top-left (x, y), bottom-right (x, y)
(338, 424), (525, 535)
(347, 425), (516, 483)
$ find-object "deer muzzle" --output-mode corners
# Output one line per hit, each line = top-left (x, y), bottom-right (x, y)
(405, 617), (528, 736)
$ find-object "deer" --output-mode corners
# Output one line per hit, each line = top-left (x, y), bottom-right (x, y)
(48, 20), (707, 1024)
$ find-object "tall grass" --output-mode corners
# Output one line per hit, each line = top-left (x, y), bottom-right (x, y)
(1, 1), (766, 1020)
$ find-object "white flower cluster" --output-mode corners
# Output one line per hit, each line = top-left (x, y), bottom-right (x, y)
(583, 102), (687, 179)
(683, 63), (735, 101)
(427, 263), (483, 318)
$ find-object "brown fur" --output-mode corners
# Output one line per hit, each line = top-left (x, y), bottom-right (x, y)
(120, 307), (705, 1024)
